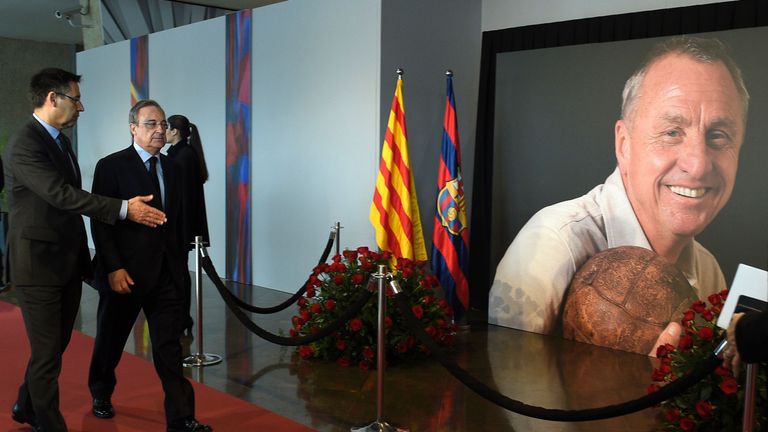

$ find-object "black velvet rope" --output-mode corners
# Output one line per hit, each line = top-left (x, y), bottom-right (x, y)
(222, 233), (336, 314)
(394, 295), (720, 422)
(202, 255), (374, 346)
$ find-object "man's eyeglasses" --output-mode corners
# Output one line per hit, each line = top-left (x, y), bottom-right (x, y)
(55, 92), (83, 107)
(134, 120), (169, 129)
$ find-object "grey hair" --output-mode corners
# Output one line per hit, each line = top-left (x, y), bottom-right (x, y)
(128, 99), (163, 124)
(620, 36), (749, 125)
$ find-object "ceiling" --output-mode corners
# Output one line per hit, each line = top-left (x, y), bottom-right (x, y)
(0, 0), (281, 47)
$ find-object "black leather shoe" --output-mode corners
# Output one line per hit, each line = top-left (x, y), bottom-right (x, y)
(11, 402), (37, 427)
(92, 398), (115, 419)
(167, 418), (213, 432)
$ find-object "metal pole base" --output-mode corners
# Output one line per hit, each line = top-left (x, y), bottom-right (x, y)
(351, 421), (407, 432)
(183, 353), (222, 368)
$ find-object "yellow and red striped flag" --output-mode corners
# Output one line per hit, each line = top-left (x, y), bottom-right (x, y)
(369, 73), (427, 261)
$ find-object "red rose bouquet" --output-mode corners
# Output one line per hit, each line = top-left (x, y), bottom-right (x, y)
(293, 247), (456, 369)
(649, 289), (767, 431)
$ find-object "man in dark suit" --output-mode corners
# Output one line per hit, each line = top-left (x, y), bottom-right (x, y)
(88, 100), (212, 432)
(3, 68), (167, 432)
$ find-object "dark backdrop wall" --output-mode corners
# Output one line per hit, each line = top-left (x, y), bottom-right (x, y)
(469, 0), (768, 311)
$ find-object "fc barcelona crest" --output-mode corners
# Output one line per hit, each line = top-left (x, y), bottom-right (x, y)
(437, 175), (467, 235)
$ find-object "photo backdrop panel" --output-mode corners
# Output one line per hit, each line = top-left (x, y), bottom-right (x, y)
(490, 28), (768, 350)
(250, 0), (381, 292)
(150, 16), (226, 274)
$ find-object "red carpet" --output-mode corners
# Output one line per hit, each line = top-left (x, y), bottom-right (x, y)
(0, 301), (313, 432)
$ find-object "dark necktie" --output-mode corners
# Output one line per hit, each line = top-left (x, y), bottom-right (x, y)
(148, 156), (163, 210)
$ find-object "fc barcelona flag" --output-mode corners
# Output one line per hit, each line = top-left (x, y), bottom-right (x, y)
(370, 71), (428, 262)
(431, 71), (469, 321)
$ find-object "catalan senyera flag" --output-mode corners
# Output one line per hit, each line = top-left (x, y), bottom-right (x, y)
(431, 73), (469, 321)
(370, 74), (427, 262)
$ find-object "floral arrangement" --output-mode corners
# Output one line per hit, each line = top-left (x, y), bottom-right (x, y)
(292, 247), (457, 370)
(649, 289), (767, 431)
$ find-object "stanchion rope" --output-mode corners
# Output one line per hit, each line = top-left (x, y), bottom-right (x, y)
(202, 256), (373, 346)
(394, 295), (721, 422)
(223, 233), (336, 314)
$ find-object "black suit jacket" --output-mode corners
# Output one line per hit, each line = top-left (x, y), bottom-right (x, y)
(3, 117), (121, 286)
(90, 146), (185, 294)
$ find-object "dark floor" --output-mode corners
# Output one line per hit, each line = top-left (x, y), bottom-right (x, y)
(1, 272), (662, 432)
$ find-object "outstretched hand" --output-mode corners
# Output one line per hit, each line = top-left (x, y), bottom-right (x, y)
(127, 195), (167, 227)
(649, 321), (682, 357)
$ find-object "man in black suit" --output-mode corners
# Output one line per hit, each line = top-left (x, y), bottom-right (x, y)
(3, 68), (167, 432)
(88, 100), (212, 432)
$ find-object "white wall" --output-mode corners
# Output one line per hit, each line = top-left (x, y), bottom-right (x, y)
(251, 0), (381, 291)
(482, 0), (737, 31)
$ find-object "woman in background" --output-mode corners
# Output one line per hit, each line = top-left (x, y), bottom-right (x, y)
(166, 114), (210, 334)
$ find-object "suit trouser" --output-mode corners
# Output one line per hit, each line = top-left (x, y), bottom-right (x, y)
(16, 278), (82, 432)
(88, 268), (195, 425)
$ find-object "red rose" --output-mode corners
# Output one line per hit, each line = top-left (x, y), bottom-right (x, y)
(702, 310), (714, 322)
(362, 346), (374, 359)
(402, 268), (413, 278)
(343, 250), (358, 261)
(332, 254), (341, 263)
(351, 273), (365, 285)
(300, 310), (311, 321)
(695, 400), (712, 418)
(708, 293), (723, 306)
(647, 384), (660, 394)
(306, 285), (316, 298)
(715, 365), (731, 376)
(425, 326), (437, 337)
(683, 310), (696, 322)
(665, 408), (681, 422)
(349, 318), (363, 332)
(298, 345), (314, 358)
(698, 326), (714, 341)
(720, 377), (738, 394)
(384, 316), (393, 328)
(692, 300), (706, 313)
(678, 335), (694, 351)
(310, 303), (322, 314)
(298, 297), (308, 308)
(659, 363), (671, 374)
(292, 316), (305, 327)
(356, 246), (370, 255)
(652, 368), (667, 382)
(335, 339), (347, 351)
(358, 360), (371, 371)
(395, 341), (408, 353)
(325, 299), (336, 311)
(411, 305), (424, 319)
(679, 417), (695, 432)
(333, 274), (345, 285)
(336, 357), (350, 367)
(655, 343), (674, 358)
(289, 328), (297, 337)
(422, 295), (435, 305)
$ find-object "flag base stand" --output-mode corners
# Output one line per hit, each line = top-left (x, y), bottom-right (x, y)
(183, 353), (222, 367)
(351, 421), (407, 432)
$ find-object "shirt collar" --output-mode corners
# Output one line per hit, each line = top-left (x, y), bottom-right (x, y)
(32, 113), (60, 141)
(133, 142), (157, 164)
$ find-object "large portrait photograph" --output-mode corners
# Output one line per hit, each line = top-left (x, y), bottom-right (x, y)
(484, 26), (768, 356)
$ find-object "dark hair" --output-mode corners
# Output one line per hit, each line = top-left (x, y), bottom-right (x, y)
(29, 68), (81, 108)
(168, 114), (209, 183)
(129, 99), (164, 124)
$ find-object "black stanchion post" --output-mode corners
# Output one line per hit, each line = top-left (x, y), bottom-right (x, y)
(183, 235), (223, 367)
(352, 265), (407, 432)
(742, 363), (758, 432)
